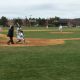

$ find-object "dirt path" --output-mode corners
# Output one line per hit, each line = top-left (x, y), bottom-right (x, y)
(0, 34), (80, 46)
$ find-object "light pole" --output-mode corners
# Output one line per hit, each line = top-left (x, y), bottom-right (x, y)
(29, 15), (32, 27)
(46, 18), (49, 29)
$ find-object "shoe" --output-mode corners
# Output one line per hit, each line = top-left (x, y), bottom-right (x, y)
(11, 43), (14, 44)
(7, 42), (10, 45)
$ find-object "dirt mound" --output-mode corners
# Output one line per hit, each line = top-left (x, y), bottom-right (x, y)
(0, 34), (65, 46)
(50, 32), (74, 34)
(0, 38), (64, 46)
(26, 38), (64, 46)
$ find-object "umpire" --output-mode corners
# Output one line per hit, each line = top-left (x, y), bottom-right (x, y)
(7, 25), (14, 45)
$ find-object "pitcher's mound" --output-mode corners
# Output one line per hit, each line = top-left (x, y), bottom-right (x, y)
(50, 32), (73, 34)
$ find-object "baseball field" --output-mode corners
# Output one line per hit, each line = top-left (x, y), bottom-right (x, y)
(0, 27), (80, 80)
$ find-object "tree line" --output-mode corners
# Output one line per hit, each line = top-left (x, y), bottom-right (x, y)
(1, 16), (80, 27)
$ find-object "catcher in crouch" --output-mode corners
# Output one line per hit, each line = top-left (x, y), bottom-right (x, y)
(16, 30), (25, 43)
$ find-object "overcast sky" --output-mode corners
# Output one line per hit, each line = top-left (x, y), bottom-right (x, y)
(0, 0), (80, 19)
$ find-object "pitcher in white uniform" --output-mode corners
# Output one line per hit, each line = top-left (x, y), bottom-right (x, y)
(59, 25), (63, 32)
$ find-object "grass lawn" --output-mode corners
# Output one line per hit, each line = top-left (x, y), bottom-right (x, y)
(0, 27), (80, 80)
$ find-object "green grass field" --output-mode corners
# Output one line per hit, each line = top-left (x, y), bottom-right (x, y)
(0, 27), (80, 80)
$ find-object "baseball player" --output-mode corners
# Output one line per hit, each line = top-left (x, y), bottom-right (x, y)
(16, 30), (25, 43)
(59, 25), (63, 32)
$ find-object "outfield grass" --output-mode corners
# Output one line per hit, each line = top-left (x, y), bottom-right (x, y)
(0, 41), (80, 80)
(2, 27), (80, 39)
(0, 27), (80, 80)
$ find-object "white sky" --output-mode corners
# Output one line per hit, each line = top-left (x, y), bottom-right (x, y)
(0, 0), (80, 19)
